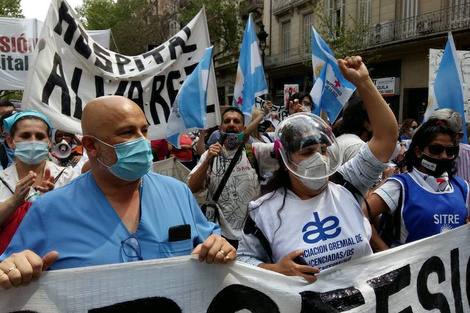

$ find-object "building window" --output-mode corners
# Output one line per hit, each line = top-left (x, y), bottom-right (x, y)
(282, 21), (291, 59)
(358, 0), (370, 25)
(303, 13), (313, 49)
(326, 0), (345, 37)
(402, 0), (418, 36)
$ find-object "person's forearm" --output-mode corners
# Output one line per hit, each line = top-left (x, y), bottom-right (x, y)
(358, 78), (398, 162)
(244, 112), (266, 138)
(187, 160), (210, 193)
(0, 197), (21, 225)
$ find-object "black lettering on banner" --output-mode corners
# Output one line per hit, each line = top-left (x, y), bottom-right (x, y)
(115, 54), (132, 75)
(128, 81), (144, 112)
(417, 256), (450, 313)
(184, 63), (198, 76)
(42, 53), (71, 114)
(142, 45), (165, 65)
(71, 67), (83, 119)
(88, 296), (181, 312)
(114, 81), (128, 96)
(367, 265), (411, 313)
(75, 25), (92, 59)
(451, 248), (464, 313)
(149, 75), (167, 125)
(95, 76), (104, 97)
(53, 1), (77, 45)
(93, 43), (113, 73)
(207, 284), (280, 313)
(168, 27), (197, 60)
(300, 287), (365, 312)
(134, 57), (144, 72)
(167, 70), (181, 110)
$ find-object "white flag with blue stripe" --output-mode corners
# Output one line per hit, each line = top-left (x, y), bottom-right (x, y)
(167, 46), (213, 148)
(425, 32), (467, 143)
(309, 26), (355, 122)
(232, 14), (268, 124)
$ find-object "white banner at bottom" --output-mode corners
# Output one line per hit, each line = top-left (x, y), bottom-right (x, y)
(1, 225), (469, 312)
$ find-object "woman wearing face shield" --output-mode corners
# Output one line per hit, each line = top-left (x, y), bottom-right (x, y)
(0, 111), (78, 253)
(237, 56), (398, 283)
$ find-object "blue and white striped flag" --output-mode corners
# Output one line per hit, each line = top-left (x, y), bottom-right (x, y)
(310, 26), (355, 123)
(232, 14), (268, 124)
(167, 46), (214, 148)
(425, 32), (467, 143)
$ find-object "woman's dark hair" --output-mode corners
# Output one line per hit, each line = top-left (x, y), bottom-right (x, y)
(334, 97), (369, 137)
(10, 116), (51, 138)
(399, 118), (417, 138)
(404, 118), (458, 175)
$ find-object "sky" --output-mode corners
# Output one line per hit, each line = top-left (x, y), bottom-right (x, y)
(21, 0), (84, 21)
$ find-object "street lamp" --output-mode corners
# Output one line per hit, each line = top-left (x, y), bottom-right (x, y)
(257, 23), (268, 65)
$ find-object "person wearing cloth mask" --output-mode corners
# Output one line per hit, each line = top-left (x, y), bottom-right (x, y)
(0, 97), (235, 290)
(365, 119), (470, 251)
(51, 129), (84, 167)
(399, 118), (418, 141)
(0, 110), (78, 253)
(0, 109), (22, 170)
(237, 56), (398, 283)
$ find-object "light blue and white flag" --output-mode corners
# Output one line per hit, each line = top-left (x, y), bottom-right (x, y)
(167, 46), (214, 148)
(425, 32), (467, 143)
(310, 26), (355, 123)
(232, 13), (268, 124)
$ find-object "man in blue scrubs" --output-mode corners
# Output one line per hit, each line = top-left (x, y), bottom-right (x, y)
(0, 96), (235, 289)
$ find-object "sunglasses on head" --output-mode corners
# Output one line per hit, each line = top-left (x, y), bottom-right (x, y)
(427, 144), (459, 157)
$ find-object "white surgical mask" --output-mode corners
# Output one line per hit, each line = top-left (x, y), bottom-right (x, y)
(294, 153), (330, 191)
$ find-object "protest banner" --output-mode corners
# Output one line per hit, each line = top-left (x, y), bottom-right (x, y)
(151, 157), (190, 183)
(22, 0), (219, 140)
(0, 18), (42, 90)
(1, 224), (468, 312)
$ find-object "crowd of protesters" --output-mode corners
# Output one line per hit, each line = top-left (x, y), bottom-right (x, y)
(0, 55), (468, 290)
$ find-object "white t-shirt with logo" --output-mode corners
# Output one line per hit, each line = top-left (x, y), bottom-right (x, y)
(238, 144), (386, 270)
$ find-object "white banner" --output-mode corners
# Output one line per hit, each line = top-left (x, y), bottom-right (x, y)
(151, 157), (190, 183)
(22, 0), (220, 140)
(1, 224), (468, 312)
(0, 17), (43, 90)
(429, 48), (470, 119)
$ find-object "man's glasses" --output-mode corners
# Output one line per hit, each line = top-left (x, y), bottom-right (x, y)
(427, 144), (459, 157)
(121, 235), (143, 261)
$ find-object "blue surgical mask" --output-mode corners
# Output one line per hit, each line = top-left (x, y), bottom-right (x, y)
(14, 141), (49, 165)
(95, 137), (152, 181)
(224, 131), (244, 149)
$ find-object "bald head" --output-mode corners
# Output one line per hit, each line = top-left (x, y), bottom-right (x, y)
(82, 96), (145, 137)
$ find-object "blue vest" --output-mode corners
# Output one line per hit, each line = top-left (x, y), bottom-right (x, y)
(392, 173), (468, 243)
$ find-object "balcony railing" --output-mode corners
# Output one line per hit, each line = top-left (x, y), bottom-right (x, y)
(264, 45), (310, 68)
(245, 0), (264, 11)
(367, 3), (470, 46)
(273, 0), (312, 15)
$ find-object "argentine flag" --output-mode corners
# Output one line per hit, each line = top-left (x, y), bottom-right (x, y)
(425, 32), (467, 143)
(167, 46), (214, 148)
(232, 13), (268, 124)
(310, 26), (355, 123)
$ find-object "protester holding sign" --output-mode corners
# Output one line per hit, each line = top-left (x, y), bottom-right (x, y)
(0, 110), (78, 254)
(237, 56), (398, 283)
(366, 118), (470, 250)
(0, 97), (235, 289)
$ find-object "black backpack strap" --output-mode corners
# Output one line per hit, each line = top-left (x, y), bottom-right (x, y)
(393, 183), (404, 241)
(243, 215), (273, 263)
(0, 176), (14, 194)
(245, 143), (264, 182)
(330, 172), (373, 221)
(54, 168), (66, 184)
(0, 143), (8, 169)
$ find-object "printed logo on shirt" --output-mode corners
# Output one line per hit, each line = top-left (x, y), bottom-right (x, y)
(302, 212), (341, 244)
(433, 214), (460, 232)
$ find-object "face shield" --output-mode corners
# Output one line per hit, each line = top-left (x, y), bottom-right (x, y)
(274, 113), (342, 180)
